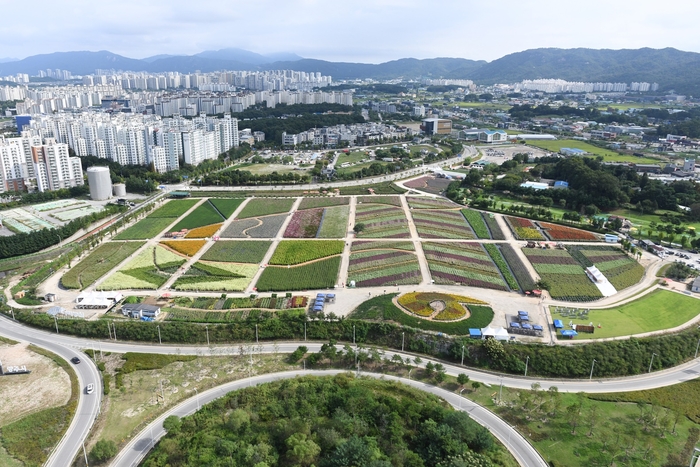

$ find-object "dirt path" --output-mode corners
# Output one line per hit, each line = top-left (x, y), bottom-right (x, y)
(400, 195), (432, 285)
(336, 197), (357, 288)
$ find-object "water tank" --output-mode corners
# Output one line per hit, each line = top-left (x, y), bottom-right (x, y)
(113, 183), (126, 197)
(87, 167), (112, 201)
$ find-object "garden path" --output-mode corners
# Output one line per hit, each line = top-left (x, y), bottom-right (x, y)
(336, 196), (356, 288)
(400, 195), (432, 285)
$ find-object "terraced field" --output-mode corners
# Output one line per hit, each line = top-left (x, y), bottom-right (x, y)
(354, 203), (410, 238)
(423, 242), (508, 290)
(348, 243), (421, 287)
(411, 209), (475, 239)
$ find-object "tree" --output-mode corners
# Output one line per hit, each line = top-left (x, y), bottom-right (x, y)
(457, 373), (470, 386)
(424, 361), (435, 377)
(163, 415), (182, 434)
(471, 381), (481, 391)
(566, 403), (582, 434)
(89, 439), (118, 463)
(353, 223), (366, 234)
(286, 432), (321, 466)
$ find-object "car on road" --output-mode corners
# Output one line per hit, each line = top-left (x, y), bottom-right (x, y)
(71, 357), (81, 364)
(85, 383), (94, 394)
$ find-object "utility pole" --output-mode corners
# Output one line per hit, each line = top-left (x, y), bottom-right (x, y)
(205, 325), (209, 346)
(112, 321), (117, 341)
(255, 324), (258, 344)
(353, 325), (355, 345)
(82, 442), (88, 466)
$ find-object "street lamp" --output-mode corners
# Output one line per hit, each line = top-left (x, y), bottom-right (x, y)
(157, 325), (161, 345)
(205, 325), (209, 346)
(408, 368), (413, 380)
(589, 359), (597, 380)
(401, 332), (405, 352)
(459, 387), (466, 408)
(461, 345), (465, 366)
(695, 337), (700, 359)
(194, 387), (199, 410)
(353, 325), (355, 345)
(524, 356), (529, 377)
(649, 352), (658, 373)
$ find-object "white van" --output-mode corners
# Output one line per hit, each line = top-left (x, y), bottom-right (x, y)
(86, 383), (94, 394)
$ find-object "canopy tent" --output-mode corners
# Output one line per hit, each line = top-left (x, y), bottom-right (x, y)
(494, 327), (509, 341)
(553, 319), (564, 329)
(561, 330), (578, 339)
(481, 326), (498, 337)
(469, 328), (482, 338)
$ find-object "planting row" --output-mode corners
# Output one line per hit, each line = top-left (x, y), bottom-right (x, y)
(411, 209), (475, 239)
(348, 243), (421, 287)
(283, 206), (349, 238)
(423, 242), (508, 290)
(99, 245), (187, 290)
(354, 203), (410, 238)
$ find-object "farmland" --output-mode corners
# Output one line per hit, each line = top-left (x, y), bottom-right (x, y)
(357, 195), (402, 206)
(406, 196), (458, 209)
(354, 203), (410, 238)
(173, 261), (257, 291)
(539, 222), (599, 241)
(236, 198), (294, 219)
(160, 240), (207, 257)
(255, 256), (341, 291)
(348, 243), (421, 287)
(173, 295), (307, 311)
(147, 199), (199, 218)
(283, 208), (324, 238)
(523, 248), (602, 301)
(423, 242), (508, 290)
(297, 197), (350, 210)
(200, 240), (271, 263)
(351, 241), (414, 251)
(221, 214), (287, 238)
(171, 200), (226, 231)
(567, 245), (644, 291)
(461, 209), (491, 239)
(114, 218), (175, 240)
(505, 216), (546, 240)
(209, 198), (245, 218)
(411, 209), (475, 239)
(99, 245), (186, 290)
(61, 242), (144, 289)
(482, 213), (506, 240)
(185, 223), (223, 238)
(316, 206), (350, 238)
(268, 240), (343, 265)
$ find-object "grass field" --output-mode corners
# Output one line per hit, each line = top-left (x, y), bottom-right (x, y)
(337, 150), (371, 165)
(114, 218), (175, 240)
(209, 198), (245, 218)
(147, 199), (199, 218)
(236, 198), (295, 219)
(171, 200), (225, 231)
(526, 139), (661, 164)
(61, 242), (144, 289)
(551, 289), (700, 339)
(200, 240), (271, 263)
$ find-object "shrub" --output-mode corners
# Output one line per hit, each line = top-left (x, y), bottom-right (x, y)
(89, 439), (118, 463)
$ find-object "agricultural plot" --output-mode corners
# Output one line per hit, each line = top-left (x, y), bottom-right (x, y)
(148, 199), (198, 218)
(200, 240), (271, 263)
(356, 196), (402, 207)
(185, 223), (223, 238)
(221, 214), (287, 238)
(115, 218), (175, 240)
(171, 200), (226, 231)
(567, 245), (644, 291)
(406, 196), (459, 209)
(423, 242), (508, 290)
(298, 197), (350, 210)
(505, 216), (545, 240)
(411, 209), (475, 239)
(317, 206), (350, 238)
(209, 198), (245, 218)
(0, 207), (57, 233)
(175, 295), (307, 310)
(483, 244), (519, 291)
(500, 244), (538, 291)
(348, 243), (421, 287)
(173, 261), (258, 291)
(268, 240), (343, 265)
(50, 205), (104, 222)
(539, 222), (599, 241)
(354, 204), (410, 238)
(236, 198), (294, 219)
(255, 256), (341, 291)
(351, 241), (414, 251)
(461, 209), (491, 239)
(283, 208), (324, 238)
(403, 176), (452, 195)
(482, 213), (506, 240)
(523, 248), (602, 301)
(160, 240), (207, 257)
(99, 245), (187, 290)
(61, 242), (144, 289)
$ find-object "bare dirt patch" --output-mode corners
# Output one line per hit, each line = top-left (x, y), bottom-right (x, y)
(0, 343), (71, 427)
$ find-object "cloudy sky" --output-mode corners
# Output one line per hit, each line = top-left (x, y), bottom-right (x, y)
(3, 0), (700, 62)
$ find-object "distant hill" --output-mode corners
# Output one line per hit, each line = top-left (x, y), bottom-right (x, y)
(195, 48), (303, 65)
(0, 50), (146, 75)
(0, 58), (18, 64)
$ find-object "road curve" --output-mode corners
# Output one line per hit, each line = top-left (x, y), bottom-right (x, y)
(110, 370), (547, 467)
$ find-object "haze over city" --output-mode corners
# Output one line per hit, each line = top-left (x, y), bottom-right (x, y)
(3, 0), (700, 62)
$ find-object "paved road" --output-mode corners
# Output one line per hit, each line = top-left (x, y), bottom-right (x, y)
(110, 370), (547, 467)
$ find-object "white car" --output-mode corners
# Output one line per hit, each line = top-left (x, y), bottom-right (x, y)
(85, 383), (94, 394)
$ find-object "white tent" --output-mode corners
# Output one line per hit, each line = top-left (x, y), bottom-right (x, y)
(494, 327), (510, 341)
(481, 326), (498, 338)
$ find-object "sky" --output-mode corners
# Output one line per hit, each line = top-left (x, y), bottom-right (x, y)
(2, 0), (700, 63)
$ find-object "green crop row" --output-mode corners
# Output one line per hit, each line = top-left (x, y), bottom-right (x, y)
(483, 244), (520, 291)
(461, 209), (491, 239)
(256, 256), (341, 291)
(269, 240), (344, 265)
(61, 242), (144, 289)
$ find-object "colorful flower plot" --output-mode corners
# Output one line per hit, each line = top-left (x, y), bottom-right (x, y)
(422, 242), (508, 290)
(539, 222), (599, 241)
(172, 261), (258, 292)
(410, 209), (475, 239)
(398, 292), (487, 321)
(505, 216), (545, 240)
(98, 245), (187, 290)
(348, 243), (421, 287)
(357, 196), (402, 206)
(221, 214), (287, 238)
(406, 196), (459, 209)
(200, 240), (271, 263)
(255, 240), (343, 291)
(522, 248), (602, 301)
(568, 245), (644, 290)
(354, 203), (410, 238)
(160, 239), (207, 257)
(283, 206), (350, 238)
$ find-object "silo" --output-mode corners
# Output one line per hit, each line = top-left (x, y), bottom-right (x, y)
(113, 183), (127, 197)
(87, 167), (112, 201)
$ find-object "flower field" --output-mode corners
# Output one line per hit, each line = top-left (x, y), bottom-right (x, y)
(255, 256), (341, 291)
(397, 292), (486, 321)
(499, 244), (538, 291)
(160, 239), (207, 257)
(357, 196), (402, 206)
(483, 244), (519, 291)
(351, 241), (414, 251)
(348, 244), (421, 287)
(505, 216), (545, 240)
(99, 245), (187, 290)
(61, 241), (144, 289)
(173, 261), (258, 291)
(317, 206), (350, 238)
(411, 209), (475, 239)
(523, 248), (603, 301)
(177, 295), (308, 310)
(354, 204), (410, 238)
(209, 198), (245, 218)
(406, 197), (459, 209)
(423, 242), (508, 290)
(200, 240), (271, 263)
(269, 240), (344, 265)
(403, 176), (452, 195)
(172, 200), (226, 231)
(298, 197), (350, 210)
(284, 208), (324, 238)
(483, 213), (506, 240)
(236, 198), (295, 219)
(461, 209), (491, 239)
(221, 214), (287, 238)
(540, 222), (599, 241)
(567, 245), (644, 291)
(185, 223), (223, 238)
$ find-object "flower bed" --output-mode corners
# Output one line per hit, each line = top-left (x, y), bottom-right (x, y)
(523, 248), (603, 301)
(61, 242), (145, 289)
(185, 223), (223, 238)
(482, 213), (506, 240)
(406, 197), (459, 209)
(351, 241), (414, 251)
(99, 245), (186, 290)
(317, 206), (350, 238)
(160, 240), (207, 257)
(539, 222), (599, 241)
(200, 240), (271, 263)
(354, 204), (410, 238)
(269, 240), (344, 265)
(221, 214), (287, 238)
(423, 242), (508, 290)
(505, 216), (546, 240)
(173, 261), (257, 291)
(398, 292), (486, 319)
(461, 209), (490, 239)
(500, 245), (538, 291)
(411, 210), (475, 239)
(283, 208), (324, 238)
(255, 256), (341, 291)
(357, 196), (402, 206)
(172, 200), (226, 231)
(298, 197), (350, 210)
(483, 244), (519, 291)
(236, 198), (295, 219)
(348, 248), (421, 287)
(567, 245), (644, 291)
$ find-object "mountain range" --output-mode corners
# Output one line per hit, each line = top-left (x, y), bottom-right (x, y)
(1, 47), (699, 95)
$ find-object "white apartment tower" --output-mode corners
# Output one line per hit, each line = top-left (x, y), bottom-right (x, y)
(30, 138), (84, 192)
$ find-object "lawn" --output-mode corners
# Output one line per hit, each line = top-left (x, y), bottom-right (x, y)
(526, 139), (661, 164)
(337, 150), (371, 165)
(200, 240), (272, 263)
(236, 198), (295, 219)
(171, 200), (225, 231)
(61, 242), (145, 289)
(114, 217), (176, 240)
(551, 289), (700, 339)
